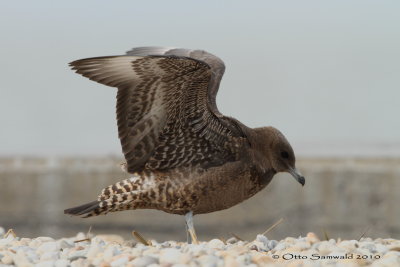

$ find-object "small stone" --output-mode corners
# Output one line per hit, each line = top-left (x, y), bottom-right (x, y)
(13, 250), (33, 267)
(371, 252), (400, 266)
(58, 239), (74, 249)
(71, 258), (88, 267)
(40, 251), (59, 261)
(236, 254), (252, 265)
(226, 237), (239, 244)
(0, 234), (15, 246)
(97, 235), (125, 245)
(1, 254), (13, 265)
(360, 241), (377, 253)
(375, 243), (389, 254)
(142, 247), (161, 257)
(55, 259), (70, 267)
(110, 256), (129, 267)
(130, 256), (158, 267)
(273, 242), (287, 251)
(86, 244), (103, 259)
(197, 254), (220, 266)
(224, 256), (240, 267)
(249, 244), (259, 251)
(75, 232), (86, 240)
(316, 241), (335, 255)
(68, 248), (87, 261)
(160, 248), (188, 264)
(267, 240), (278, 250)
(29, 238), (54, 248)
(256, 235), (269, 244)
(0, 227), (5, 237)
(184, 243), (208, 257)
(306, 232), (320, 244)
(208, 239), (225, 249)
(26, 249), (40, 263)
(102, 245), (121, 261)
(37, 241), (60, 253)
(294, 240), (311, 251)
(122, 240), (136, 247)
(36, 237), (55, 243)
(338, 240), (358, 251)
(251, 254), (274, 265)
(18, 238), (32, 246)
(284, 237), (297, 244)
(35, 260), (56, 267)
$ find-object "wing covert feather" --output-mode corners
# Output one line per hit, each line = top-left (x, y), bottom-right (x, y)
(70, 47), (248, 173)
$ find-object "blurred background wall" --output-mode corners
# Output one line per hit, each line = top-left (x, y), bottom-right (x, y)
(0, 1), (399, 241)
(1, 157), (399, 241)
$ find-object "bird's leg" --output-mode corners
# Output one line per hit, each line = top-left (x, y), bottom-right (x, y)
(185, 211), (198, 244)
(185, 219), (190, 244)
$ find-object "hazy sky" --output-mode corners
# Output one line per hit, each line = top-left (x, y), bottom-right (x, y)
(1, 1), (399, 156)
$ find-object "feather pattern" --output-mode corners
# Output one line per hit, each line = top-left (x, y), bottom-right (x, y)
(69, 47), (248, 173)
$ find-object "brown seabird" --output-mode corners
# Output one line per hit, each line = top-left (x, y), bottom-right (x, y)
(64, 47), (305, 243)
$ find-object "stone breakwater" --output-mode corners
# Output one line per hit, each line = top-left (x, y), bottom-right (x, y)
(0, 227), (399, 267)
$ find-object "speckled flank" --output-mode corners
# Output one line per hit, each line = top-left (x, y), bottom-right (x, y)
(81, 161), (274, 218)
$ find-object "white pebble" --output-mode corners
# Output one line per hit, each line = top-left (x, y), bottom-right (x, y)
(197, 254), (220, 267)
(102, 245), (121, 261)
(338, 240), (358, 251)
(40, 251), (59, 261)
(375, 243), (389, 254)
(294, 240), (311, 250)
(35, 260), (56, 267)
(36, 237), (55, 243)
(75, 232), (86, 240)
(110, 256), (129, 267)
(273, 242), (287, 251)
(360, 242), (377, 253)
(1, 254), (13, 265)
(13, 249), (33, 267)
(55, 259), (70, 267)
(256, 235), (269, 244)
(0, 234), (15, 246)
(71, 258), (88, 267)
(267, 240), (278, 250)
(160, 248), (186, 264)
(58, 239), (74, 249)
(130, 255), (158, 267)
(86, 244), (102, 259)
(172, 264), (189, 267)
(208, 239), (225, 249)
(372, 252), (400, 266)
(37, 241), (60, 253)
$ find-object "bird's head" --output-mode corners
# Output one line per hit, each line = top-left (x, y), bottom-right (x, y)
(250, 126), (305, 186)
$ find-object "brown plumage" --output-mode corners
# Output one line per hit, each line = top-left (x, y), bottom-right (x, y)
(64, 47), (305, 242)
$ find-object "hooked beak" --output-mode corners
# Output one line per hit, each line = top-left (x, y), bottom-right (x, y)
(289, 167), (305, 186)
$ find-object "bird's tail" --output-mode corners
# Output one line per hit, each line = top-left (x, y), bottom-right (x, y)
(64, 201), (102, 218)
(65, 173), (155, 218)
(64, 194), (139, 218)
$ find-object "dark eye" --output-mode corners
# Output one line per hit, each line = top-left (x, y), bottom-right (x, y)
(281, 151), (289, 159)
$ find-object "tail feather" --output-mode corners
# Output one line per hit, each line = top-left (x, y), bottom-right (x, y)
(65, 174), (150, 218)
(64, 201), (100, 217)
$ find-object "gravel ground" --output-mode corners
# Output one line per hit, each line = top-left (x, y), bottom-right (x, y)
(1, 227), (400, 267)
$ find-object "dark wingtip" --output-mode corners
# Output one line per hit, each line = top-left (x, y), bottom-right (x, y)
(64, 201), (99, 216)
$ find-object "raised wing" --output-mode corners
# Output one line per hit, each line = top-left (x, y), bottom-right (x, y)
(70, 47), (248, 173)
